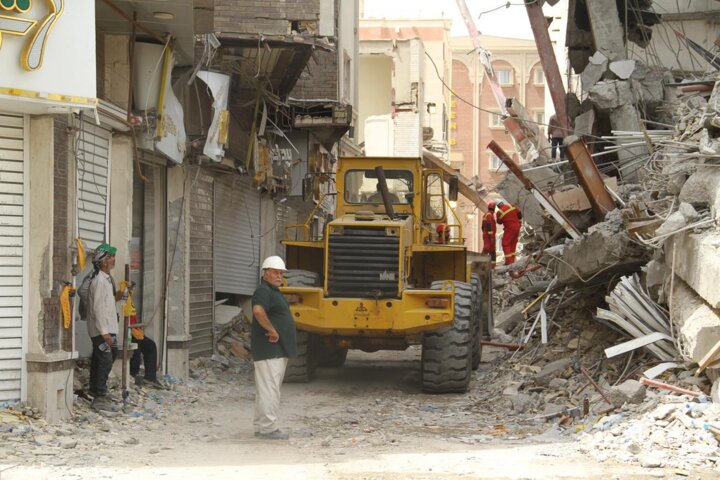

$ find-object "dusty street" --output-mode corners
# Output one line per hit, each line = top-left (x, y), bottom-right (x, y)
(2, 348), (715, 480)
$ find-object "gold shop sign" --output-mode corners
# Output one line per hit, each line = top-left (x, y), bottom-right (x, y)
(0, 0), (64, 71)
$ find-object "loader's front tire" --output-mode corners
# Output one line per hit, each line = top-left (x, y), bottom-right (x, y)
(421, 281), (473, 393)
(283, 270), (320, 383)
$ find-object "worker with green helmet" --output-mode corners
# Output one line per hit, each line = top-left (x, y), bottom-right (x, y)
(86, 243), (121, 412)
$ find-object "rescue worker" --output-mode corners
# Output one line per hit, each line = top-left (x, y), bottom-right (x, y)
(548, 114), (566, 160)
(481, 202), (497, 268)
(496, 201), (522, 265)
(436, 224), (450, 243)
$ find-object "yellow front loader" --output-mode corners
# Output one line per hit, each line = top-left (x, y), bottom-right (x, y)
(280, 157), (485, 393)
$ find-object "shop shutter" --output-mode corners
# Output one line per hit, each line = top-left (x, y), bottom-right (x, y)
(214, 175), (261, 295)
(76, 117), (111, 250)
(189, 172), (214, 357)
(0, 113), (25, 401)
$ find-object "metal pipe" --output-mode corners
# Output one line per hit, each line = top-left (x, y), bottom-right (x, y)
(374, 166), (396, 219)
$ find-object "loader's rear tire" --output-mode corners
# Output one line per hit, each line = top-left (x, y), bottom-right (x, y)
(421, 281), (473, 393)
(470, 274), (483, 370)
(283, 270), (320, 383)
(318, 347), (348, 368)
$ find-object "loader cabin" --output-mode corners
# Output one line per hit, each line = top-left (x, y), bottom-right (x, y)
(336, 157), (448, 226)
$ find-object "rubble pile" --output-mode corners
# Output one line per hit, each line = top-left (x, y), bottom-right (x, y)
(484, 69), (720, 472)
(214, 304), (252, 361)
(0, 356), (255, 469)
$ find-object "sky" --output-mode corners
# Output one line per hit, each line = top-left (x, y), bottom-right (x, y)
(362, 0), (534, 39)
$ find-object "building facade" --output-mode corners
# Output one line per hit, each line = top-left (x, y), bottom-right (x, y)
(0, 0), (358, 422)
(450, 36), (545, 251)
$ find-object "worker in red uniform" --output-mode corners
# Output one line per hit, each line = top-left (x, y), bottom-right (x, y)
(496, 201), (522, 265)
(481, 202), (497, 268)
(436, 224), (450, 244)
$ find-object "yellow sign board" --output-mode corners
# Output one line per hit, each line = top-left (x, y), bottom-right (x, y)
(0, 0), (64, 71)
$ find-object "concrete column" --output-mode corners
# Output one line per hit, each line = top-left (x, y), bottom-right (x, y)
(585, 0), (626, 61)
(25, 116), (74, 423)
(107, 134), (134, 382)
(165, 166), (191, 379)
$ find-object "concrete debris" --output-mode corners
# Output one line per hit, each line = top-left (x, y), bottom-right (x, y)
(581, 62), (606, 92)
(587, 80), (634, 111)
(494, 303), (526, 334)
(609, 59), (635, 79)
(654, 211), (687, 238)
(534, 358), (573, 386)
(607, 380), (646, 407)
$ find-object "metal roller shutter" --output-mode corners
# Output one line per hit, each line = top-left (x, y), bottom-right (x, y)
(189, 172), (214, 357)
(76, 117), (111, 250)
(214, 175), (261, 295)
(0, 112), (25, 402)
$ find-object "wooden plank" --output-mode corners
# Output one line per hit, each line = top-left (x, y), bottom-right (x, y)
(696, 338), (720, 374)
(605, 332), (673, 358)
(0, 160), (23, 172)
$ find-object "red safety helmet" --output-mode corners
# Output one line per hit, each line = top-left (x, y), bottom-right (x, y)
(487, 201), (496, 211)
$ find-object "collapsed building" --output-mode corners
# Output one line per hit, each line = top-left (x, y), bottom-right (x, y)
(477, 0), (720, 459)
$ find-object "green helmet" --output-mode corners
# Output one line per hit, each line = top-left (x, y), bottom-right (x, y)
(92, 243), (117, 266)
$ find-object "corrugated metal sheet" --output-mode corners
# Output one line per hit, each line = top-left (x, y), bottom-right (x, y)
(189, 172), (214, 357)
(394, 112), (421, 157)
(0, 112), (24, 402)
(214, 175), (261, 295)
(77, 117), (111, 250)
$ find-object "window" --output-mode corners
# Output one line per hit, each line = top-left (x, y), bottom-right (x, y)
(489, 154), (508, 171)
(535, 111), (544, 126)
(344, 169), (413, 204)
(424, 173), (445, 220)
(534, 68), (545, 85)
(495, 68), (513, 85)
(489, 112), (504, 129)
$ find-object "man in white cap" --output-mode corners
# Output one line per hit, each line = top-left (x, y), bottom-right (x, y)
(251, 256), (297, 440)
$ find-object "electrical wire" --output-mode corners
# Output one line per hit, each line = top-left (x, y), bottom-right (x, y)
(423, 50), (614, 143)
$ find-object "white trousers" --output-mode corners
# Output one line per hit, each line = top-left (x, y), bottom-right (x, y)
(253, 357), (288, 434)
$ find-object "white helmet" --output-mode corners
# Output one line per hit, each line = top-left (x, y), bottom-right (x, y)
(261, 256), (287, 271)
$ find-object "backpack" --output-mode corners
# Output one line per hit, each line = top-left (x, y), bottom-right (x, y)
(77, 271), (98, 319)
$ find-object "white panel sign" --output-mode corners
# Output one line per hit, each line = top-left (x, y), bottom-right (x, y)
(0, 0), (96, 112)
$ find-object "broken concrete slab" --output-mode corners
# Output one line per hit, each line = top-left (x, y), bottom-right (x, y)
(573, 110), (596, 137)
(495, 165), (557, 232)
(585, 0), (627, 61)
(589, 50), (608, 66)
(588, 81), (634, 111)
(654, 211), (687, 238)
(607, 380), (646, 407)
(670, 279), (720, 365)
(678, 202), (699, 223)
(609, 59), (636, 79)
(495, 304), (525, 334)
(581, 62), (606, 93)
(679, 167), (720, 209)
(669, 231), (720, 309)
(558, 210), (651, 285)
(508, 393), (534, 413)
(534, 358), (574, 386)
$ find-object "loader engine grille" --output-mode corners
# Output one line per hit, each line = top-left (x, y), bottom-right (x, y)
(328, 226), (400, 298)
